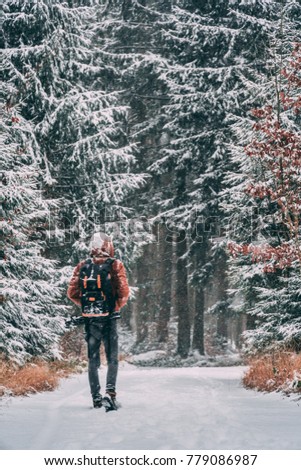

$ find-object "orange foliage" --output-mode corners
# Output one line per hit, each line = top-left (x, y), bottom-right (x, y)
(243, 352), (301, 393)
(0, 360), (79, 397)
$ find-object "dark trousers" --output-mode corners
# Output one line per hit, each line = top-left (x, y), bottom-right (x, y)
(85, 319), (118, 399)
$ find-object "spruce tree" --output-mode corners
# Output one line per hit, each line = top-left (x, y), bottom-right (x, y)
(2, 0), (145, 268)
(95, 0), (173, 349)
(1, 0), (147, 359)
(0, 73), (65, 364)
(227, 41), (301, 354)
(148, 0), (282, 354)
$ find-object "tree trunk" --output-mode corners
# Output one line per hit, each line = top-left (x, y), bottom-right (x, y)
(191, 234), (207, 355)
(192, 286), (205, 355)
(216, 255), (229, 343)
(175, 231), (190, 358)
(156, 222), (172, 343)
(134, 243), (151, 345)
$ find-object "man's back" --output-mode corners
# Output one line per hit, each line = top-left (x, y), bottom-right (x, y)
(67, 234), (129, 313)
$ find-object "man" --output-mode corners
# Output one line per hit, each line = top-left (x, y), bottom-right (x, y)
(67, 232), (129, 410)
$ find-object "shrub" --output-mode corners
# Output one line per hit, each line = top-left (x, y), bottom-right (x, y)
(243, 351), (301, 394)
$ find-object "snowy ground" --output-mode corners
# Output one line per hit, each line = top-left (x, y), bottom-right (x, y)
(0, 364), (301, 450)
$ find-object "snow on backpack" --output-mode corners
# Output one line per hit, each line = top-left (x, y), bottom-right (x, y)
(79, 258), (115, 317)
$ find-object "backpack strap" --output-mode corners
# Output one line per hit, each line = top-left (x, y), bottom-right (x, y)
(100, 257), (115, 272)
(105, 257), (115, 266)
(79, 259), (93, 287)
(80, 258), (92, 273)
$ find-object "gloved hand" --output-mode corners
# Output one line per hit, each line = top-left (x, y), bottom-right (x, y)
(65, 316), (85, 329)
(110, 311), (121, 320)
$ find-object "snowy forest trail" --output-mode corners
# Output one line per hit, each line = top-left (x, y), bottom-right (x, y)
(1, 365), (300, 450)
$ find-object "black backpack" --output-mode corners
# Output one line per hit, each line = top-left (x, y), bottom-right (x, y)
(79, 258), (115, 317)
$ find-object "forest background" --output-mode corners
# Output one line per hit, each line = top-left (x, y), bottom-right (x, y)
(1, 0), (301, 394)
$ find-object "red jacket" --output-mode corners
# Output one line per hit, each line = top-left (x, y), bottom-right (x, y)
(67, 240), (129, 312)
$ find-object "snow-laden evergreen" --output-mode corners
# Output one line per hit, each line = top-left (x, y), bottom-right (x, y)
(2, 0), (147, 267)
(0, 78), (65, 364)
(91, 1), (175, 347)
(243, 272), (301, 353)
(225, 3), (301, 354)
(145, 0), (284, 355)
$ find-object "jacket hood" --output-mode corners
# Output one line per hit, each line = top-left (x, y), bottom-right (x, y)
(90, 232), (114, 257)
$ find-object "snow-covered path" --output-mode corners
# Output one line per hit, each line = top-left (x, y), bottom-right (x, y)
(0, 364), (300, 450)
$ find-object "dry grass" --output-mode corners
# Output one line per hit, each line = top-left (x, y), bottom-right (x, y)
(0, 350), (128, 398)
(243, 351), (301, 394)
(0, 359), (83, 397)
(0, 328), (131, 398)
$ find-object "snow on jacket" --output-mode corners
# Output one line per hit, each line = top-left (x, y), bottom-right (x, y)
(67, 239), (129, 312)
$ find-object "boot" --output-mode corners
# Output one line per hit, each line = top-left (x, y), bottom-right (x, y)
(102, 390), (119, 412)
(92, 394), (103, 409)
